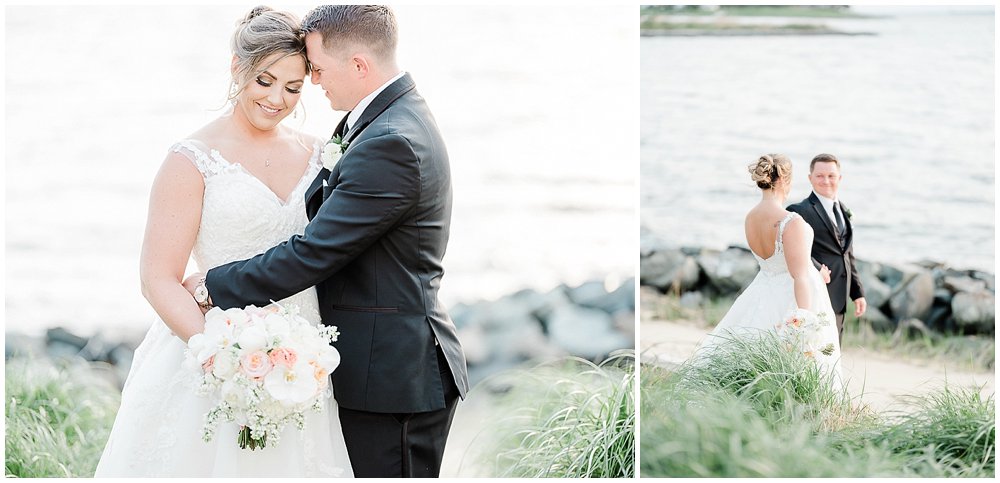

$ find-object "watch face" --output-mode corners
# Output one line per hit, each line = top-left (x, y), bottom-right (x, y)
(195, 285), (208, 303)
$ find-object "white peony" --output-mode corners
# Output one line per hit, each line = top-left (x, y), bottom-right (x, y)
(264, 359), (319, 406)
(237, 324), (269, 352)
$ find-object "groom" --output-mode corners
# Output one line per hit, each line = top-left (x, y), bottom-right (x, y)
(186, 5), (468, 478)
(786, 153), (867, 342)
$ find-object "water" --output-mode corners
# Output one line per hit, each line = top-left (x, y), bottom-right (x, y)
(641, 6), (994, 272)
(5, 5), (637, 336)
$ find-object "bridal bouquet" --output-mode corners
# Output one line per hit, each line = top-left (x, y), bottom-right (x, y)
(184, 302), (341, 450)
(775, 308), (836, 359)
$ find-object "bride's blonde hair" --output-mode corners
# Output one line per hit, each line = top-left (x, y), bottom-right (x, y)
(228, 6), (308, 103)
(748, 154), (792, 190)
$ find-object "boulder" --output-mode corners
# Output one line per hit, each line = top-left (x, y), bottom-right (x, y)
(860, 307), (895, 333)
(546, 305), (631, 361)
(893, 318), (940, 341)
(641, 250), (701, 293)
(859, 269), (892, 311)
(951, 290), (995, 334)
(698, 247), (759, 295)
(942, 275), (987, 294)
(889, 269), (935, 321)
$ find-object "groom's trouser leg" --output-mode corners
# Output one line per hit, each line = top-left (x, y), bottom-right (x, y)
(339, 347), (460, 478)
(835, 312), (845, 345)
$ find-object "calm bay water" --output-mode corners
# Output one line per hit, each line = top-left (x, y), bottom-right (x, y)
(5, 5), (637, 336)
(641, 7), (994, 272)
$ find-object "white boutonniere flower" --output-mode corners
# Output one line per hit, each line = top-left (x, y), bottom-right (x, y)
(321, 135), (349, 170)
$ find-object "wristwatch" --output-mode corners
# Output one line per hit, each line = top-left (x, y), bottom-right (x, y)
(194, 278), (212, 309)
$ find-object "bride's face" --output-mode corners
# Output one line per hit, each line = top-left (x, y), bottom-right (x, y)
(235, 53), (307, 132)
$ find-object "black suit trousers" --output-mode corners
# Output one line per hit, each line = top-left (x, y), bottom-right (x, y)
(339, 347), (460, 478)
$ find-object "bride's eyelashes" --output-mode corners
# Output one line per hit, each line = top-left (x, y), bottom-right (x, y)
(255, 75), (303, 94)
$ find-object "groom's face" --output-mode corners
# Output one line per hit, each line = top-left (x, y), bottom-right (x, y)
(808, 161), (842, 199)
(306, 33), (358, 112)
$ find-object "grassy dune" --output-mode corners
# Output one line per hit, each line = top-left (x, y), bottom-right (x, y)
(640, 333), (995, 477)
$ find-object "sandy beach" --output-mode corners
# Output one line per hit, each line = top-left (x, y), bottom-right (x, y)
(640, 317), (995, 413)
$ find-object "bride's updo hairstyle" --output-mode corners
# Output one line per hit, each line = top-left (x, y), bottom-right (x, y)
(748, 154), (792, 190)
(228, 6), (308, 102)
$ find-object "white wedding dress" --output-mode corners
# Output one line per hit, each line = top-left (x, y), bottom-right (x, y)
(702, 212), (843, 389)
(95, 139), (353, 477)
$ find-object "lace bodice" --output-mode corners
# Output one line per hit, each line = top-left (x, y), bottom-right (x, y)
(752, 212), (800, 276)
(170, 139), (324, 320)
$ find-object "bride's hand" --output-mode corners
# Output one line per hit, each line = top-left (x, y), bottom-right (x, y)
(819, 264), (831, 284)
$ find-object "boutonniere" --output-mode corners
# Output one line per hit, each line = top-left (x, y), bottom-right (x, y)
(844, 207), (853, 220)
(321, 135), (349, 170)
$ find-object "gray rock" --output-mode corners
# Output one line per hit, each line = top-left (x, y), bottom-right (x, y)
(859, 269), (892, 310)
(877, 263), (906, 288)
(893, 318), (940, 341)
(457, 324), (491, 365)
(5, 332), (46, 360)
(889, 269), (935, 321)
(942, 275), (987, 294)
(951, 291), (995, 334)
(969, 270), (995, 291)
(679, 291), (703, 309)
(568, 279), (634, 314)
(698, 247), (759, 295)
(641, 250), (701, 293)
(860, 307), (895, 332)
(546, 305), (631, 361)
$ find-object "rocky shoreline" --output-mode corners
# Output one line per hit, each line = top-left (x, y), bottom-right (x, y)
(641, 245), (994, 337)
(5, 277), (636, 390)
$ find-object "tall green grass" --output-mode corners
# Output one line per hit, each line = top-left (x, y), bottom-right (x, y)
(470, 352), (635, 478)
(5, 357), (121, 477)
(640, 333), (995, 478)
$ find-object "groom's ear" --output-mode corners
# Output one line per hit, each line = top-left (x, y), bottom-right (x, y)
(352, 54), (370, 78)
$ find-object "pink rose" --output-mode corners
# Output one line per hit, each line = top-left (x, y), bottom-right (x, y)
(268, 347), (299, 368)
(240, 350), (273, 380)
(201, 355), (215, 374)
(310, 361), (330, 389)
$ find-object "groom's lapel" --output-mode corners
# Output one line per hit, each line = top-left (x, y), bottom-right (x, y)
(808, 192), (841, 248)
(342, 73), (416, 145)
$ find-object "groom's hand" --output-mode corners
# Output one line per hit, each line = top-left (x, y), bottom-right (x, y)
(853, 297), (867, 317)
(819, 264), (831, 284)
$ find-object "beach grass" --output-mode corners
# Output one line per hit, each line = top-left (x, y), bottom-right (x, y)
(468, 352), (635, 478)
(640, 333), (996, 477)
(648, 291), (994, 371)
(5, 357), (120, 478)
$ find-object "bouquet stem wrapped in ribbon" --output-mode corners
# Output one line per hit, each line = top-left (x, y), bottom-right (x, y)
(185, 302), (340, 450)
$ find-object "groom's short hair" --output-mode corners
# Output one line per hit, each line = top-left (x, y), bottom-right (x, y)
(810, 153), (840, 172)
(301, 5), (398, 63)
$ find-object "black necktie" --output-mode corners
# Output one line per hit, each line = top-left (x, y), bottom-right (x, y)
(833, 202), (846, 240)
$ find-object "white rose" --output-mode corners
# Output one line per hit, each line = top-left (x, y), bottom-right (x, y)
(321, 146), (343, 170)
(238, 324), (269, 352)
(212, 348), (239, 379)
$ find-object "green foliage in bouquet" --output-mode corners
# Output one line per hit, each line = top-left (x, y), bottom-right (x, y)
(470, 351), (635, 478)
(5, 357), (121, 477)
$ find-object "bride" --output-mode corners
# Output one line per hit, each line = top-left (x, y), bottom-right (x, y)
(95, 7), (352, 477)
(701, 154), (843, 388)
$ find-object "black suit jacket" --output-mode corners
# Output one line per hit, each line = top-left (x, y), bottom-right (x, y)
(205, 74), (469, 413)
(786, 192), (864, 314)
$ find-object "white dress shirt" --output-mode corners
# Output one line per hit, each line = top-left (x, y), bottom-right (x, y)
(813, 191), (842, 231)
(345, 71), (407, 131)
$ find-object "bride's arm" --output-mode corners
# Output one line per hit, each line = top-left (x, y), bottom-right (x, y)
(139, 152), (206, 343)
(783, 218), (813, 310)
